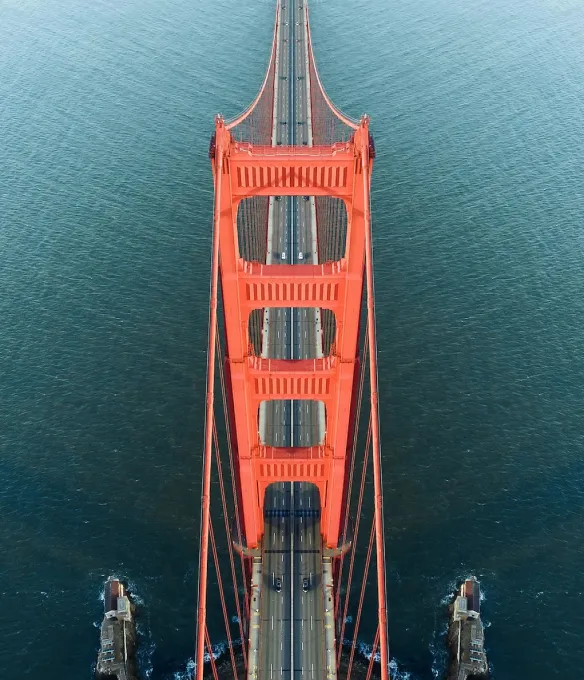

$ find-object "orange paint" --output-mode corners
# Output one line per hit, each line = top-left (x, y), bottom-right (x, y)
(198, 2), (389, 678)
(210, 117), (372, 552)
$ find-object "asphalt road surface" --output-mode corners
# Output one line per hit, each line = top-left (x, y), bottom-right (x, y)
(257, 2), (325, 680)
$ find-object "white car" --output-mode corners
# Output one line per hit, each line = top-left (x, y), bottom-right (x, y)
(281, 252), (286, 260)
(298, 252), (304, 260)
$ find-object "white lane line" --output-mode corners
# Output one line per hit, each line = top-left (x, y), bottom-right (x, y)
(290, 483), (295, 680)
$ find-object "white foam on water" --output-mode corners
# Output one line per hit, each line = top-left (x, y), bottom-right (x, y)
(440, 572), (483, 606)
(388, 658), (414, 679)
(172, 658), (195, 680)
(135, 618), (156, 679)
(357, 639), (379, 661)
(204, 639), (228, 661)
(429, 631), (449, 679)
(440, 576), (460, 605)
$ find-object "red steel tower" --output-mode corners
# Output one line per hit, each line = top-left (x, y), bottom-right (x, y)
(197, 2), (389, 678)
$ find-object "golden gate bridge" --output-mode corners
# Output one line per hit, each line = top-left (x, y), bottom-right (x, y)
(196, 2), (389, 678)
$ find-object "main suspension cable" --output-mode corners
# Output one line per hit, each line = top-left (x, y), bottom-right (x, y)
(196, 153), (223, 679)
(361, 119), (390, 679)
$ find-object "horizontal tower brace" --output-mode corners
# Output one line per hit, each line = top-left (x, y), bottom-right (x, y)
(228, 145), (360, 198)
(238, 264), (362, 312)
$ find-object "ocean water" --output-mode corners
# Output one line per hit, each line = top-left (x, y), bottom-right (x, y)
(1, 0), (583, 678)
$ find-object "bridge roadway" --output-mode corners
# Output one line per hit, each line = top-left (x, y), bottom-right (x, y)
(257, 2), (326, 680)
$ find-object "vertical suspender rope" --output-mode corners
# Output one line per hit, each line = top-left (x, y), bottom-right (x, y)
(195, 134), (223, 680)
(213, 421), (247, 669)
(362, 121), (390, 680)
(347, 520), (376, 680)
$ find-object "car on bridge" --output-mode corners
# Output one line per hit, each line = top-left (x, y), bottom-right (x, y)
(275, 577), (282, 592)
(302, 577), (310, 592)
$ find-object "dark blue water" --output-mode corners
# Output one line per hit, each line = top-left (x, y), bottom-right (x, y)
(1, 0), (583, 678)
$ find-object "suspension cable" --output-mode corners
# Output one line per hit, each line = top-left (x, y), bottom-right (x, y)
(361, 119), (390, 679)
(335, 334), (369, 619)
(226, 1), (280, 130)
(347, 519), (376, 680)
(366, 627), (380, 680)
(196, 144), (223, 679)
(205, 626), (220, 680)
(213, 421), (247, 669)
(209, 518), (239, 680)
(337, 416), (372, 667)
(216, 333), (250, 622)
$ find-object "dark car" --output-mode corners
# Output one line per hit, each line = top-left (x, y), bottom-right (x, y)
(302, 578), (309, 592)
(275, 578), (282, 592)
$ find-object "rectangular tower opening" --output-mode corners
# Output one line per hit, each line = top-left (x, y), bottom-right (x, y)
(259, 400), (325, 448)
(237, 196), (269, 264)
(249, 307), (335, 359)
(315, 197), (347, 263)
